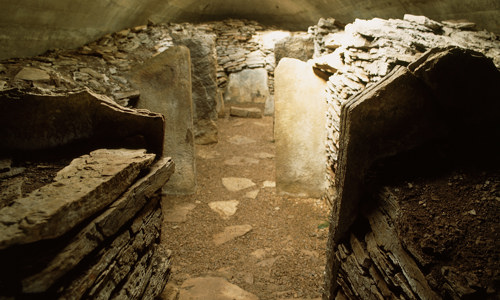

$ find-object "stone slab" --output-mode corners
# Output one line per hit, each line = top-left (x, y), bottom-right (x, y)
(0, 149), (155, 250)
(14, 67), (51, 82)
(21, 157), (174, 293)
(230, 106), (263, 118)
(179, 277), (258, 300)
(274, 58), (328, 197)
(0, 88), (165, 156)
(209, 200), (239, 219)
(130, 46), (196, 194)
(171, 30), (219, 144)
(225, 68), (269, 104)
(222, 177), (256, 192)
(213, 225), (253, 245)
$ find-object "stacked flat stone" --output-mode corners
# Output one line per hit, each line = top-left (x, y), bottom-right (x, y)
(0, 149), (175, 299)
(312, 15), (500, 207)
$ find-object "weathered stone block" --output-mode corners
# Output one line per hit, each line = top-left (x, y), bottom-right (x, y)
(224, 68), (270, 104)
(274, 58), (327, 197)
(130, 46), (196, 195)
(274, 33), (314, 65)
(171, 30), (219, 145)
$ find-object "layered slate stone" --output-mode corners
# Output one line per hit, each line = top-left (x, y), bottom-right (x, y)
(274, 58), (328, 197)
(0, 151), (174, 299)
(324, 47), (500, 299)
(20, 157), (174, 293)
(0, 149), (156, 250)
(0, 89), (165, 156)
(130, 46), (196, 194)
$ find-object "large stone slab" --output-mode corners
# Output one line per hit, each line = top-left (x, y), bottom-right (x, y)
(0, 88), (165, 156)
(225, 68), (270, 104)
(171, 29), (219, 145)
(21, 157), (174, 293)
(179, 277), (258, 300)
(0, 149), (155, 250)
(274, 58), (327, 197)
(130, 46), (196, 194)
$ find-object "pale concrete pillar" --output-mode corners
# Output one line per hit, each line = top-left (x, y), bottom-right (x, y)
(274, 58), (327, 197)
(130, 46), (196, 194)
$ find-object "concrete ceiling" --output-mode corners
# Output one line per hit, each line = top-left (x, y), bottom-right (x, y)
(0, 0), (498, 60)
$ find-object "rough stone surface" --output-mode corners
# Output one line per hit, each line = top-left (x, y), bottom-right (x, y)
(179, 277), (258, 300)
(311, 16), (500, 208)
(14, 67), (51, 82)
(213, 225), (253, 245)
(0, 89), (165, 156)
(172, 28), (219, 145)
(324, 48), (500, 299)
(20, 157), (174, 293)
(0, 148), (173, 299)
(274, 33), (314, 64)
(274, 58), (328, 197)
(0, 149), (155, 250)
(130, 46), (196, 194)
(222, 177), (256, 192)
(208, 200), (239, 219)
(194, 119), (218, 145)
(225, 68), (269, 104)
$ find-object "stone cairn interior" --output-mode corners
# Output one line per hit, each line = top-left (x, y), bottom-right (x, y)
(0, 8), (499, 300)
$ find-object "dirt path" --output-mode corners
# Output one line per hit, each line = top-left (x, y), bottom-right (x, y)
(160, 115), (329, 299)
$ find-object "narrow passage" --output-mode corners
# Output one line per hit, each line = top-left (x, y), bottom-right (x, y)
(161, 115), (329, 299)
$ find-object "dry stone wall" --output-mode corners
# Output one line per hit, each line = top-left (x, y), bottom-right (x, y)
(323, 46), (500, 299)
(0, 149), (175, 299)
(310, 15), (500, 207)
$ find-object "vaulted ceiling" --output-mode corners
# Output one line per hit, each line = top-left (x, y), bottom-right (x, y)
(0, 0), (498, 60)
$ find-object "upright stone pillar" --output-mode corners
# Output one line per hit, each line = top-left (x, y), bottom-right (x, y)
(130, 46), (196, 194)
(171, 29), (219, 145)
(274, 58), (327, 197)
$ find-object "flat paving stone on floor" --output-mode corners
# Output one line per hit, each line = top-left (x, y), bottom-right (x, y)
(222, 177), (256, 192)
(178, 276), (259, 300)
(163, 203), (197, 223)
(208, 200), (239, 219)
(213, 225), (253, 245)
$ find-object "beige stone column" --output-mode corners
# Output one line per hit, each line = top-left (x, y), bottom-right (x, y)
(274, 58), (327, 197)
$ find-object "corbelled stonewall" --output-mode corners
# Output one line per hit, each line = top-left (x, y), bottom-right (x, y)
(309, 15), (500, 207)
